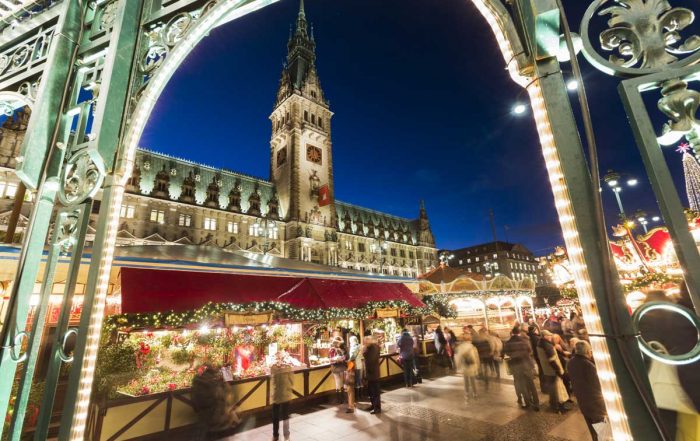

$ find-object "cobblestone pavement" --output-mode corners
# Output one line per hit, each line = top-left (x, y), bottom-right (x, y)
(217, 374), (590, 441)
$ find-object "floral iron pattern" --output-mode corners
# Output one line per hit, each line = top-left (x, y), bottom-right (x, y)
(581, 0), (700, 76)
(58, 149), (105, 206)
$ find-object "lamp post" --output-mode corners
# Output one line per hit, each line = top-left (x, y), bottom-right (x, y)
(439, 251), (454, 266)
(603, 170), (638, 218)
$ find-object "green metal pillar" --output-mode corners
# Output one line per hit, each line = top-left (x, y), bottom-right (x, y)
(57, 1), (144, 439)
(0, 0), (86, 425)
(512, 0), (663, 438)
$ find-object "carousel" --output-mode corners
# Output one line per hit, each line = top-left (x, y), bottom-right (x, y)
(417, 264), (536, 338)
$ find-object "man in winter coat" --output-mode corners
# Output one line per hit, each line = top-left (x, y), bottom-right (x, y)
(363, 336), (382, 414)
(397, 329), (416, 387)
(503, 327), (540, 411)
(567, 340), (607, 441)
(270, 354), (295, 441)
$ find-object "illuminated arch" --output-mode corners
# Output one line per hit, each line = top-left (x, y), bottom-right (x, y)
(72, 1), (633, 440)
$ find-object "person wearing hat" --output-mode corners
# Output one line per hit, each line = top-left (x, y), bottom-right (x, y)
(329, 336), (348, 405)
(536, 330), (569, 413)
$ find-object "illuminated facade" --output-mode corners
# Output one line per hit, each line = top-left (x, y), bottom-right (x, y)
(0, 3), (438, 278)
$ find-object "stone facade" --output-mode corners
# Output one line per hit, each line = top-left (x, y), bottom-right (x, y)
(0, 2), (438, 278)
(445, 241), (544, 285)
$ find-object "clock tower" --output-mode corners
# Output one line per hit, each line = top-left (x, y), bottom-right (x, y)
(270, 0), (336, 261)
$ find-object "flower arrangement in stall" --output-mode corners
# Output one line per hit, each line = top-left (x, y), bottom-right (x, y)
(119, 369), (194, 396)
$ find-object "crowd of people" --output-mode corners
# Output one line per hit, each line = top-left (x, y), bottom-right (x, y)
(440, 311), (608, 441)
(267, 311), (606, 441)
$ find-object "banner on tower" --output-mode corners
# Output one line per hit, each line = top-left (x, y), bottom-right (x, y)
(318, 184), (331, 207)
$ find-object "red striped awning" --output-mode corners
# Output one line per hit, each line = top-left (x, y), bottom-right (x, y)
(119, 267), (423, 314)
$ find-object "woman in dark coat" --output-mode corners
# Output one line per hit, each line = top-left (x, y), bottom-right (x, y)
(566, 340), (607, 441)
(363, 336), (382, 414)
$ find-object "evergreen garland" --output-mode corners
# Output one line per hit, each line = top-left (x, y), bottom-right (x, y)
(105, 296), (456, 332)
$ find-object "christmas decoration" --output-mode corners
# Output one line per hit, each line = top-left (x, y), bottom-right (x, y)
(104, 297), (455, 332)
(679, 142), (700, 211)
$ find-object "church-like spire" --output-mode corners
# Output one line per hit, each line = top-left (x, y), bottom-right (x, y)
(286, 0), (316, 90)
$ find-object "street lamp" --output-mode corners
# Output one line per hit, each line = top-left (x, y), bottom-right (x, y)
(439, 251), (455, 266)
(603, 170), (639, 218)
(512, 103), (527, 115)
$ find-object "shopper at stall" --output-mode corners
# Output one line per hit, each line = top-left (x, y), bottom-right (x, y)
(398, 328), (416, 387)
(270, 353), (294, 441)
(503, 326), (540, 411)
(567, 340), (607, 441)
(412, 329), (422, 384)
(329, 336), (348, 404)
(346, 334), (361, 413)
(455, 332), (480, 402)
(363, 335), (382, 414)
(434, 326), (447, 357)
(445, 327), (458, 370)
(537, 330), (569, 413)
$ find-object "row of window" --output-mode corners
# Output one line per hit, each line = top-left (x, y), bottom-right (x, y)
(343, 240), (417, 258)
(122, 205), (278, 238)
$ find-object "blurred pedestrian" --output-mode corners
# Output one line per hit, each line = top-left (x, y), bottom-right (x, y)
(567, 340), (607, 441)
(528, 325), (546, 392)
(445, 326), (457, 369)
(329, 336), (347, 404)
(455, 332), (480, 402)
(270, 353), (294, 441)
(346, 334), (361, 413)
(537, 330), (569, 413)
(474, 328), (494, 389)
(363, 336), (382, 414)
(504, 326), (540, 411)
(398, 328), (416, 387)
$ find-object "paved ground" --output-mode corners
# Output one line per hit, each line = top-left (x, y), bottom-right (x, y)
(217, 374), (591, 441)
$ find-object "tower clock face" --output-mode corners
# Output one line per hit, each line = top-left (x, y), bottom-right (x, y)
(306, 145), (322, 164)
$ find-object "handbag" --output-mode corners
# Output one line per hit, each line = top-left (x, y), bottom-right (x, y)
(592, 418), (612, 441)
(647, 341), (697, 414)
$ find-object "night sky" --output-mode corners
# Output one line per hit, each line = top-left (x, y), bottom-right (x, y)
(140, 0), (691, 254)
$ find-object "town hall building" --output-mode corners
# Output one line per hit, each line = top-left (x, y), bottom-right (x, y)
(0, 1), (438, 277)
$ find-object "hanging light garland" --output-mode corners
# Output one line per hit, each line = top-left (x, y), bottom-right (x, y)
(104, 295), (456, 332)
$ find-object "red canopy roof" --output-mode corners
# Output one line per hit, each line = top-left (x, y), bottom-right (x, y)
(120, 267), (423, 314)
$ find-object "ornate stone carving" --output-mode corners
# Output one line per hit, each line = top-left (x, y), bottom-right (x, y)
(581, 0), (700, 76)
(58, 150), (105, 206)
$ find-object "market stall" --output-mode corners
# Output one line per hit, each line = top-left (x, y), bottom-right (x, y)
(418, 266), (536, 338)
(89, 266), (438, 441)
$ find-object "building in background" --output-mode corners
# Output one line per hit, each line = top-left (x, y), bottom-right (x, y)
(443, 241), (545, 285)
(0, 2), (438, 277)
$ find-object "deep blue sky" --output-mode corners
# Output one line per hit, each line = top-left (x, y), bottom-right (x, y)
(140, 0), (691, 255)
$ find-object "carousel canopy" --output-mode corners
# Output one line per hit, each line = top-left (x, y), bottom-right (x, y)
(120, 267), (424, 314)
(418, 264), (483, 284)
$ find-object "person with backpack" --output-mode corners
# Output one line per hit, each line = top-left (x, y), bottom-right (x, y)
(455, 332), (480, 401)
